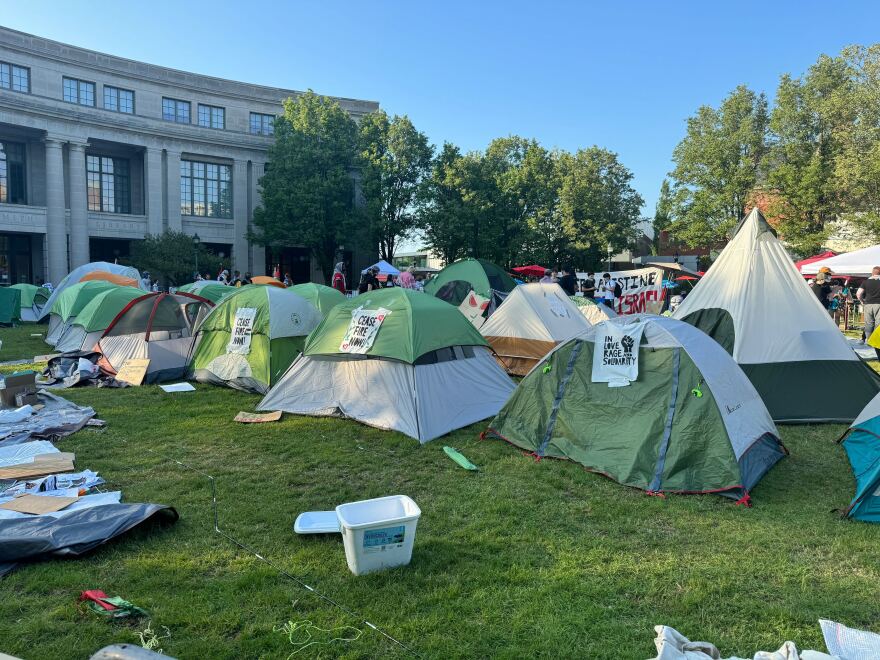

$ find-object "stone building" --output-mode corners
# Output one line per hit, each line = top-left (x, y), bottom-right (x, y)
(0, 26), (378, 286)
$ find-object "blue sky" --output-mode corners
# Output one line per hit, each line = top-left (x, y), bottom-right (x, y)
(7, 1), (880, 218)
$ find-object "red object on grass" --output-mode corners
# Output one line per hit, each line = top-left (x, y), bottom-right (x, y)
(80, 590), (116, 611)
(512, 265), (548, 278)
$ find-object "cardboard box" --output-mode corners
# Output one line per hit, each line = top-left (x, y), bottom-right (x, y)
(0, 371), (39, 409)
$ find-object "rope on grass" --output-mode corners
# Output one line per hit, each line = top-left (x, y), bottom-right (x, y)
(113, 436), (421, 658)
(273, 619), (362, 657)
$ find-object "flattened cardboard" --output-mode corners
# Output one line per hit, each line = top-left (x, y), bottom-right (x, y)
(0, 452), (75, 480)
(234, 410), (283, 423)
(115, 358), (150, 386)
(0, 493), (78, 514)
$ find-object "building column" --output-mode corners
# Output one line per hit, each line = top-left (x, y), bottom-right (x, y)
(233, 158), (249, 274)
(144, 147), (164, 236)
(249, 161), (266, 276)
(165, 149), (182, 232)
(67, 141), (90, 268)
(44, 136), (68, 285)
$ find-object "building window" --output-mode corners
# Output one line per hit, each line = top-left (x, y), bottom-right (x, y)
(0, 141), (26, 205)
(0, 62), (29, 93)
(104, 86), (134, 114)
(63, 77), (96, 106)
(86, 155), (131, 214)
(197, 104), (225, 129)
(180, 160), (231, 218)
(162, 97), (190, 123)
(249, 112), (274, 136)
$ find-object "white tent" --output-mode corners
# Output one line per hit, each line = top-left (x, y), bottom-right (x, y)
(801, 244), (880, 277)
(673, 208), (879, 422)
(570, 295), (618, 324)
(480, 283), (591, 375)
(39, 262), (143, 320)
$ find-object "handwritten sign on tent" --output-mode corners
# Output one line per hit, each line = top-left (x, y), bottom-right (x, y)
(115, 358), (150, 386)
(227, 307), (257, 355)
(339, 307), (391, 354)
(458, 290), (490, 328)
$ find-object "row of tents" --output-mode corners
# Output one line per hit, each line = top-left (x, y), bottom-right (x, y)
(6, 211), (880, 520)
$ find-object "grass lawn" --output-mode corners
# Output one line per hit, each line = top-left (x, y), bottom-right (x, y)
(0, 325), (878, 659)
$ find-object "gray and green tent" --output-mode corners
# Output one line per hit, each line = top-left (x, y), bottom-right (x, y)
(486, 315), (786, 500)
(424, 258), (516, 310)
(10, 283), (43, 322)
(673, 208), (880, 423)
(0, 287), (21, 325)
(258, 288), (515, 443)
(289, 282), (346, 316)
(44, 280), (117, 346)
(189, 284), (323, 393)
(54, 286), (143, 353)
(177, 281), (235, 304)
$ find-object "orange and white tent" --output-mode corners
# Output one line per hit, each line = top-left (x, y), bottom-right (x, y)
(480, 283), (591, 375)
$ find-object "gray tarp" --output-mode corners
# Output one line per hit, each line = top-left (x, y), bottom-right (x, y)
(0, 391), (95, 444)
(0, 503), (178, 576)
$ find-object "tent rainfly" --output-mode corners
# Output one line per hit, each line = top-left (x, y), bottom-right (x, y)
(189, 285), (323, 393)
(480, 283), (591, 375)
(257, 288), (515, 443)
(39, 261), (142, 320)
(53, 286), (144, 353)
(44, 280), (118, 346)
(839, 393), (880, 522)
(569, 295), (618, 324)
(177, 281), (235, 304)
(486, 315), (787, 501)
(673, 208), (880, 423)
(288, 282), (346, 316)
(96, 292), (213, 383)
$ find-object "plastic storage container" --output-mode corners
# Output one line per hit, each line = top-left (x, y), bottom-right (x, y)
(335, 495), (421, 576)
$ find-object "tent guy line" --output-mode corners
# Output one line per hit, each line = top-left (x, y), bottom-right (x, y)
(111, 434), (422, 658)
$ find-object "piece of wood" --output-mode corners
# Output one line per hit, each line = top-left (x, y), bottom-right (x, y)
(0, 452), (75, 480)
(0, 493), (78, 515)
(32, 353), (60, 363)
(234, 410), (283, 423)
(114, 358), (150, 386)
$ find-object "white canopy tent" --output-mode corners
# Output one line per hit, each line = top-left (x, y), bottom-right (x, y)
(801, 244), (880, 277)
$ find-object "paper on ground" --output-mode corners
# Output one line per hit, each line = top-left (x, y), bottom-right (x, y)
(160, 382), (196, 393)
(0, 493), (79, 514)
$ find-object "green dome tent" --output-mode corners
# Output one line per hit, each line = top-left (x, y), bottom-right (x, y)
(10, 283), (40, 322)
(177, 281), (234, 304)
(44, 280), (117, 346)
(54, 286), (143, 353)
(486, 315), (786, 501)
(288, 282), (346, 316)
(258, 288), (515, 443)
(189, 285), (323, 393)
(424, 258), (516, 326)
(0, 287), (21, 325)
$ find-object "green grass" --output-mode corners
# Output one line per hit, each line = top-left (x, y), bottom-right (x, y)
(0, 323), (53, 363)
(1, 327), (878, 659)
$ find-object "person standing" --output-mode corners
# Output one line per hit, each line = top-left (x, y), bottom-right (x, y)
(582, 272), (596, 298)
(557, 266), (577, 296)
(399, 266), (417, 289)
(331, 262), (347, 294)
(140, 271), (151, 290)
(599, 272), (617, 309)
(810, 273), (832, 310)
(539, 268), (556, 284)
(857, 267), (880, 354)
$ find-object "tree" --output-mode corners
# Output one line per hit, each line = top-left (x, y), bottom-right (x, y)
(251, 91), (362, 281)
(764, 54), (853, 254)
(556, 147), (644, 268)
(652, 179), (674, 253)
(128, 231), (221, 287)
(416, 143), (474, 265)
(359, 111), (434, 261)
(668, 85), (769, 247)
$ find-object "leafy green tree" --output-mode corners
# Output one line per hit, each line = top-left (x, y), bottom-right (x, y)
(416, 143), (475, 265)
(359, 111), (434, 261)
(252, 91), (362, 280)
(765, 54), (853, 253)
(556, 147), (644, 268)
(669, 85), (769, 246)
(652, 179), (674, 253)
(128, 231), (221, 287)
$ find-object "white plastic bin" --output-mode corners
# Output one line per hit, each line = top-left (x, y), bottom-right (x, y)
(335, 495), (421, 576)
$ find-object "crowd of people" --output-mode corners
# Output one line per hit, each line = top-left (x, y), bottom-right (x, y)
(533, 268), (621, 309)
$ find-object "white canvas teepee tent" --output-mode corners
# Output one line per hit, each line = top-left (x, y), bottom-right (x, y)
(481, 283), (591, 375)
(673, 208), (879, 422)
